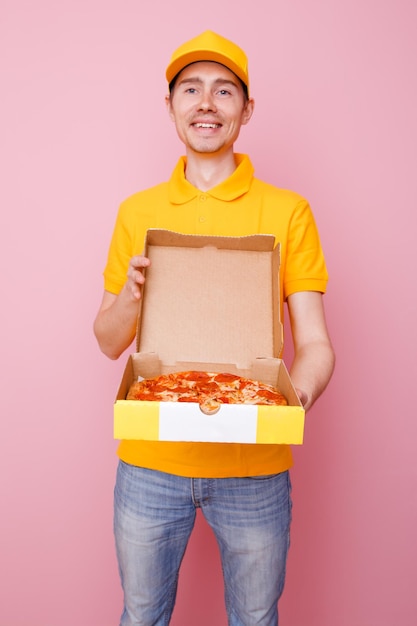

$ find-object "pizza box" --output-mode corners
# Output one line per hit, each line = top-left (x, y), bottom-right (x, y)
(114, 229), (305, 444)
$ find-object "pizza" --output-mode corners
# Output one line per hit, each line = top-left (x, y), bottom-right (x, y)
(126, 370), (287, 415)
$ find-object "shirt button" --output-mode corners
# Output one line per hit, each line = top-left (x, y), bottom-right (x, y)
(200, 195), (206, 201)
(199, 216), (206, 222)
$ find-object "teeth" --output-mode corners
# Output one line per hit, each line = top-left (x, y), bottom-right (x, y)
(194, 123), (219, 128)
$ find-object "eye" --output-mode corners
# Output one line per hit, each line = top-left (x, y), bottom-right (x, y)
(217, 89), (231, 96)
(185, 87), (198, 94)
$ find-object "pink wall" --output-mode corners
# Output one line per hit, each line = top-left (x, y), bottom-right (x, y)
(1, 1), (416, 624)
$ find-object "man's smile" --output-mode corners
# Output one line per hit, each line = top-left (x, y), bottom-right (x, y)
(192, 122), (222, 128)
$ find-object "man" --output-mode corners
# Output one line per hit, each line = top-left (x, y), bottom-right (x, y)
(94, 30), (335, 626)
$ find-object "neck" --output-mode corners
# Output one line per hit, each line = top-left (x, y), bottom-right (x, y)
(184, 150), (237, 191)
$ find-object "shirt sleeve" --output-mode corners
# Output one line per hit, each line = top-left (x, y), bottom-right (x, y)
(103, 200), (138, 295)
(283, 198), (328, 299)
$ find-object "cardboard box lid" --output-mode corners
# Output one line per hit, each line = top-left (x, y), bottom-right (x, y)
(137, 229), (283, 371)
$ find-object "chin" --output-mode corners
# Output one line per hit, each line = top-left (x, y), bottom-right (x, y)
(189, 141), (227, 154)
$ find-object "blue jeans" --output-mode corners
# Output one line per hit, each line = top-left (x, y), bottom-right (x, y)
(114, 460), (292, 626)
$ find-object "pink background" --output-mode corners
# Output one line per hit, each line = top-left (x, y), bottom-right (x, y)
(1, 1), (416, 624)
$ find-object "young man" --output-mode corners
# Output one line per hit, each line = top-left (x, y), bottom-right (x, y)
(94, 30), (335, 626)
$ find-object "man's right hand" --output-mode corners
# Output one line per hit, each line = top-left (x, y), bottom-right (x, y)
(125, 255), (151, 301)
(93, 255), (151, 359)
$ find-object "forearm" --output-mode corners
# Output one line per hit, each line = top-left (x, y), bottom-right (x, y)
(287, 291), (335, 411)
(289, 339), (335, 411)
(93, 286), (140, 359)
(94, 255), (150, 360)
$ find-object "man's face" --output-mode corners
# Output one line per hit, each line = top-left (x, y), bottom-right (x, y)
(166, 61), (254, 157)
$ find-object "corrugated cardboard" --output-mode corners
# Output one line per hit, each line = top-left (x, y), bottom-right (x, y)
(114, 229), (305, 444)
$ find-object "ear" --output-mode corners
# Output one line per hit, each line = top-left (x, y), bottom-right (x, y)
(241, 97), (255, 126)
(165, 94), (175, 122)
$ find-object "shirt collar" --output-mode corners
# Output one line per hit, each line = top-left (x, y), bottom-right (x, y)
(168, 154), (254, 204)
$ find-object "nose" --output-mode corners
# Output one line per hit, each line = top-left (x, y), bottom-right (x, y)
(198, 89), (217, 112)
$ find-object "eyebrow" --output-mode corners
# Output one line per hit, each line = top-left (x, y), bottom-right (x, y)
(177, 76), (240, 89)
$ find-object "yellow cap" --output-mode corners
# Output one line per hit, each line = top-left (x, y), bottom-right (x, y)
(166, 30), (249, 92)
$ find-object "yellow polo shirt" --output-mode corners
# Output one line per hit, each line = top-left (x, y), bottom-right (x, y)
(103, 154), (328, 477)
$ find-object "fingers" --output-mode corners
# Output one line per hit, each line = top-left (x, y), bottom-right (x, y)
(295, 388), (309, 408)
(126, 255), (151, 301)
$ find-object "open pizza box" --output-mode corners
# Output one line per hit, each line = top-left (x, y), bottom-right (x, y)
(114, 229), (305, 444)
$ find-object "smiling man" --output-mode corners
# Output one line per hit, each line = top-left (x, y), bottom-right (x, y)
(166, 61), (254, 171)
(94, 30), (335, 626)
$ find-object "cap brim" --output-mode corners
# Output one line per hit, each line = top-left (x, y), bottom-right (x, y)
(166, 50), (248, 89)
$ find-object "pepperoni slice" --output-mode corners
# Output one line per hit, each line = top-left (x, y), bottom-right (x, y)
(214, 373), (240, 383)
(256, 389), (282, 400)
(182, 371), (211, 381)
